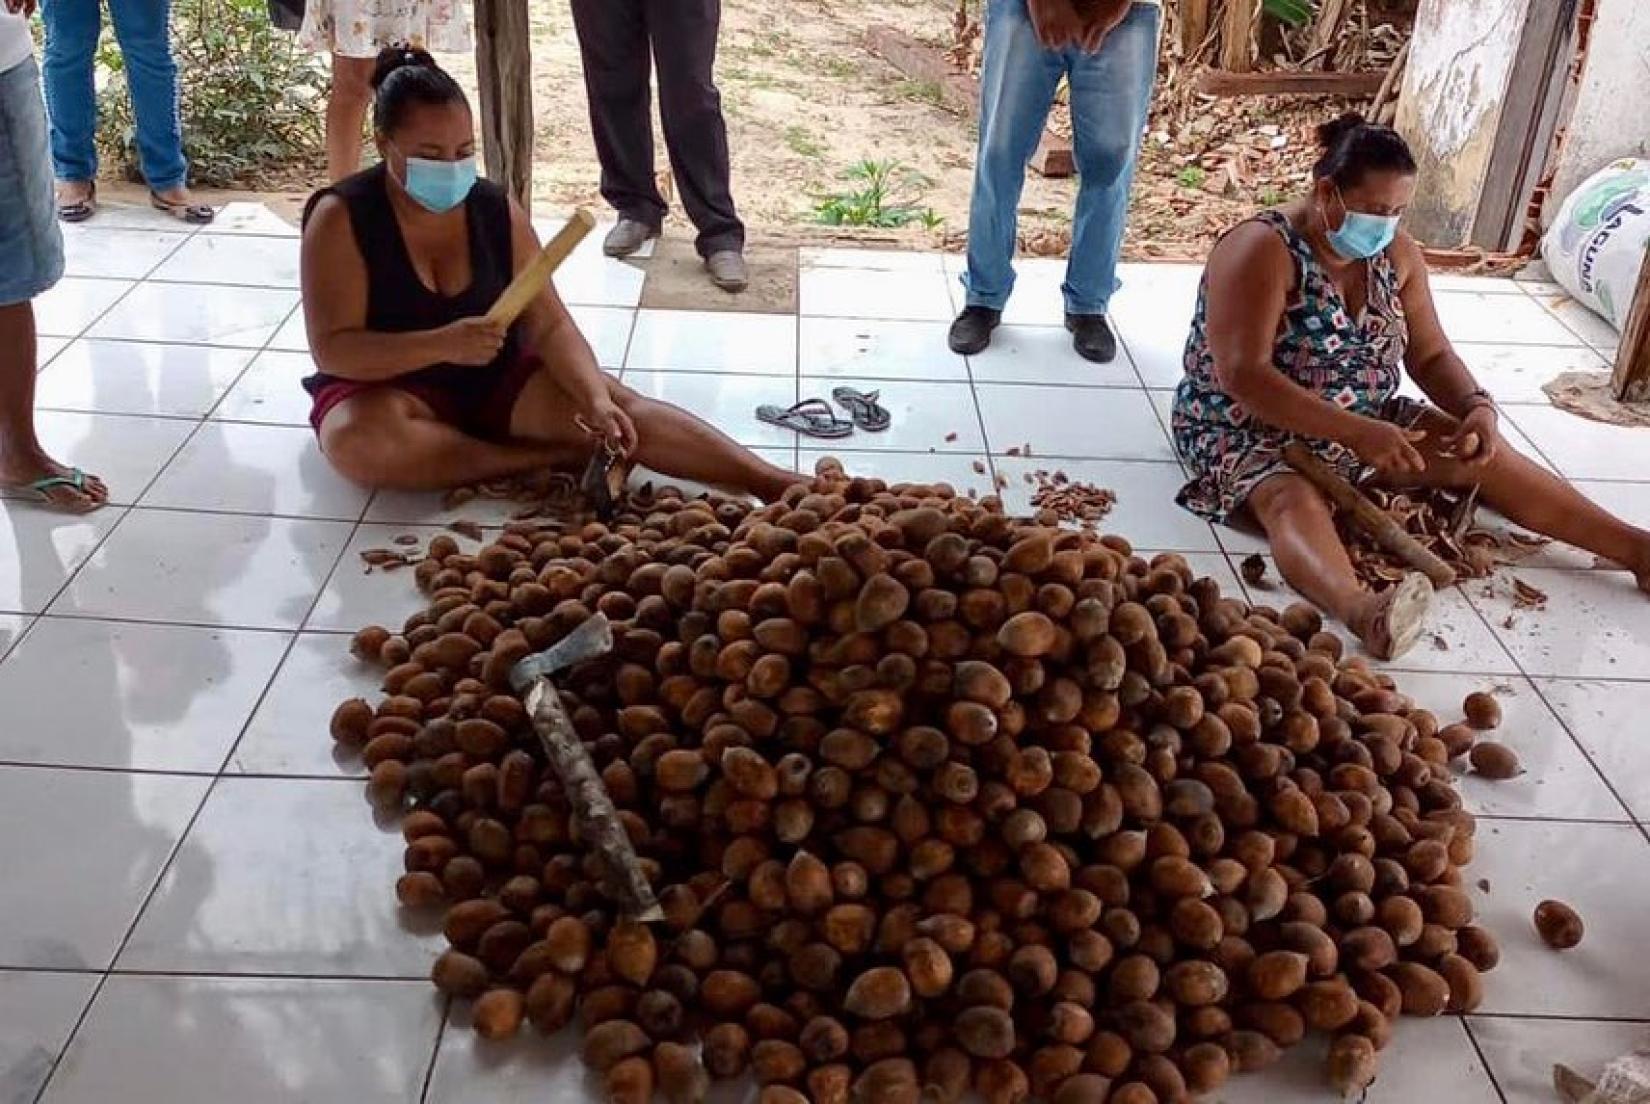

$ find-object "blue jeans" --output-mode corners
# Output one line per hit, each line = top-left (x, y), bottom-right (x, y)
(963, 0), (1160, 316)
(41, 0), (188, 190)
(0, 57), (65, 305)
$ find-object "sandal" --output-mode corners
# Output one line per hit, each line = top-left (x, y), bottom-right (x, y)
(56, 182), (96, 223)
(756, 398), (854, 439)
(831, 386), (892, 432)
(1363, 572), (1433, 661)
(4, 468), (107, 514)
(150, 190), (216, 225)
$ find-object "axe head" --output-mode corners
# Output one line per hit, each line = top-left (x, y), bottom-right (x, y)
(510, 613), (613, 694)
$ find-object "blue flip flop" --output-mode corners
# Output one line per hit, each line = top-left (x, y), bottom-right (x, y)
(7, 468), (105, 513)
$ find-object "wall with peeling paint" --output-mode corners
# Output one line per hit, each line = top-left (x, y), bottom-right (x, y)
(1396, 0), (1528, 245)
(1549, 0), (1650, 218)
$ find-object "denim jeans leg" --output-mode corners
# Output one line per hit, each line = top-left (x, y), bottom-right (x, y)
(1063, 3), (1160, 316)
(962, 0), (1063, 312)
(110, 0), (189, 190)
(40, 0), (102, 184)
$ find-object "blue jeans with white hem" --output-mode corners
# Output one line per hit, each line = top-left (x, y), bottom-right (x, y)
(962, 0), (1160, 317)
(41, 0), (189, 191)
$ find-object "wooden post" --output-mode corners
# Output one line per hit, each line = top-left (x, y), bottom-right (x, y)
(1612, 246), (1650, 404)
(1306, 0), (1349, 68)
(1181, 0), (1210, 59)
(1221, 0), (1258, 73)
(473, 0), (534, 206)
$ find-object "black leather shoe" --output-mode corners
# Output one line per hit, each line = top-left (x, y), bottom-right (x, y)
(948, 306), (1001, 355)
(1066, 313), (1117, 364)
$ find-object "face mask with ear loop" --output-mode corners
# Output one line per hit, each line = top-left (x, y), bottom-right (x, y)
(1323, 183), (1400, 261)
(392, 144), (478, 214)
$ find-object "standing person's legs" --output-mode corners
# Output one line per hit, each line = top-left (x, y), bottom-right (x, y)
(1064, 3), (1158, 316)
(108, 0), (196, 204)
(39, 0), (101, 210)
(325, 54), (376, 182)
(960, 0), (1064, 314)
(0, 58), (106, 511)
(646, 0), (743, 259)
(570, 0), (668, 241)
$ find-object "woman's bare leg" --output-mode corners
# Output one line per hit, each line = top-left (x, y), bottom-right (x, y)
(508, 371), (805, 503)
(1248, 473), (1428, 658)
(319, 389), (570, 491)
(0, 302), (108, 510)
(1392, 410), (1650, 590)
(326, 55), (375, 183)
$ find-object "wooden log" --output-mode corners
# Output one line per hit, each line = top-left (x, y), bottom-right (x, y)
(1196, 68), (1388, 98)
(522, 677), (664, 922)
(1612, 246), (1650, 404)
(1181, 0), (1211, 58)
(473, 0), (535, 205)
(1221, 0), (1259, 73)
(485, 209), (596, 327)
(1282, 442), (1458, 588)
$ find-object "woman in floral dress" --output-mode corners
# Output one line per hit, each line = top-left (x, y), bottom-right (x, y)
(1172, 114), (1650, 659)
(300, 0), (471, 181)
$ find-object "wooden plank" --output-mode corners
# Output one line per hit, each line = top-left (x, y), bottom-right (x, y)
(1306, 0), (1350, 67)
(1032, 131), (1075, 178)
(1180, 0), (1211, 58)
(474, 0), (535, 205)
(1221, 0), (1258, 73)
(1612, 246), (1650, 404)
(1196, 68), (1387, 97)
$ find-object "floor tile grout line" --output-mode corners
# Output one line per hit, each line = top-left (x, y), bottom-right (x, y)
(418, 997), (454, 1104)
(1460, 1017), (1511, 1104)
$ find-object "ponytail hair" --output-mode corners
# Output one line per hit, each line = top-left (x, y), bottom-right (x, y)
(1312, 112), (1417, 188)
(370, 46), (467, 133)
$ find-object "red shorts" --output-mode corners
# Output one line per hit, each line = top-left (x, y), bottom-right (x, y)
(306, 354), (544, 442)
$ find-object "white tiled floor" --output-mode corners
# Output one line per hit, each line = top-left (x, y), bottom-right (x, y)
(5, 205), (1649, 1103)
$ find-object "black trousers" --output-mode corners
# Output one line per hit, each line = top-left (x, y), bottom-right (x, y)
(570, 0), (745, 257)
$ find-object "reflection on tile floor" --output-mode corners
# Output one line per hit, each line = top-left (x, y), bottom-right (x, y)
(5, 205), (1648, 1102)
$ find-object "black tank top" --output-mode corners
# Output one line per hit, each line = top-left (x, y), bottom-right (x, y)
(301, 163), (521, 395)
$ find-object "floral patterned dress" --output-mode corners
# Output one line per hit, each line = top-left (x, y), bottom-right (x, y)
(1171, 210), (1420, 524)
(299, 0), (472, 58)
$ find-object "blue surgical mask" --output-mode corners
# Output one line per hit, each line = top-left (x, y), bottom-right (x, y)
(1326, 186), (1399, 260)
(396, 149), (477, 214)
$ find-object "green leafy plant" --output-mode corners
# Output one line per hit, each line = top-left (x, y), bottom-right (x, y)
(813, 159), (942, 229)
(1176, 166), (1208, 190)
(1259, 186), (1286, 206)
(1263, 0), (1315, 27)
(95, 0), (327, 188)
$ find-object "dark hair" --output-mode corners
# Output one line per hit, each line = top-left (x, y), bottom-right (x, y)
(370, 46), (467, 133)
(1312, 112), (1417, 187)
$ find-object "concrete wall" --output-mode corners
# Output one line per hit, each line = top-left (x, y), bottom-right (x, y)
(1396, 0), (1529, 245)
(1549, 0), (1650, 218)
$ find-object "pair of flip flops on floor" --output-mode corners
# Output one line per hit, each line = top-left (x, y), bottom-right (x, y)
(758, 387), (890, 439)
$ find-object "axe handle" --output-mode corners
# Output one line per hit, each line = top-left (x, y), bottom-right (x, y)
(522, 676), (662, 922)
(484, 208), (597, 328)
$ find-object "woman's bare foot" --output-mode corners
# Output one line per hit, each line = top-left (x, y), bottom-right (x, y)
(1350, 572), (1434, 661)
(1, 450), (109, 513)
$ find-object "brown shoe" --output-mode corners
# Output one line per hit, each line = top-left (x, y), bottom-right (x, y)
(705, 250), (749, 293)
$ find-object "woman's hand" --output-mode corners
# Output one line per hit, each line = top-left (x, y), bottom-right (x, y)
(585, 398), (639, 456)
(434, 317), (507, 366)
(1443, 404), (1500, 470)
(1028, 0), (1085, 49)
(1345, 417), (1428, 478)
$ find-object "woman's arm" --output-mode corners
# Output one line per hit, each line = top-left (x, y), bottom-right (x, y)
(1205, 223), (1426, 475)
(300, 196), (502, 382)
(507, 201), (637, 448)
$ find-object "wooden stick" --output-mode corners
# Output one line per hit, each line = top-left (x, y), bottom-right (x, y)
(522, 677), (663, 922)
(484, 208), (597, 327)
(1282, 442), (1458, 588)
(1611, 244), (1650, 403)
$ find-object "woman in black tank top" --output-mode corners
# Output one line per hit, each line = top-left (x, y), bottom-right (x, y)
(298, 47), (801, 503)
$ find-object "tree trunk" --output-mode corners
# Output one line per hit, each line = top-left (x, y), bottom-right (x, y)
(474, 0), (534, 206)
(1613, 247), (1650, 404)
(1181, 0), (1211, 58)
(1307, 0), (1350, 68)
(1221, 0), (1259, 72)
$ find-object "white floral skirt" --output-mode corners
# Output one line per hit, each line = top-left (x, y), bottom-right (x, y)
(299, 0), (473, 58)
